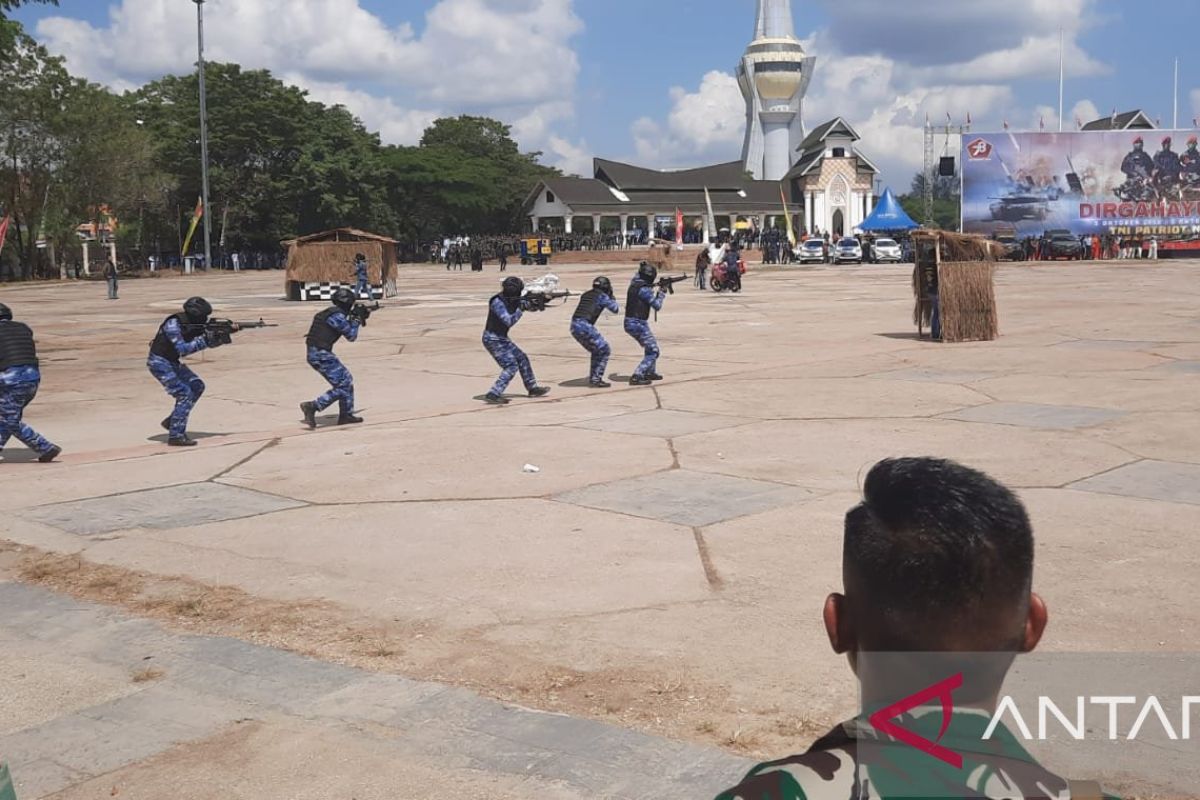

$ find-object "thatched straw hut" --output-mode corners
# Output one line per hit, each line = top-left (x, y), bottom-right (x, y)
(911, 231), (1000, 343)
(283, 228), (398, 301)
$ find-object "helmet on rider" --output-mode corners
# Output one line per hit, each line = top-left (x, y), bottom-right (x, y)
(592, 276), (613, 296)
(637, 261), (658, 285)
(502, 277), (525, 298)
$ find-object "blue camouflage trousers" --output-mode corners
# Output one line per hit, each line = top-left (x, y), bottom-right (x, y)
(483, 332), (536, 396)
(570, 319), (611, 383)
(355, 275), (370, 298)
(0, 366), (55, 455)
(308, 346), (355, 416)
(623, 318), (659, 378)
(147, 355), (205, 439)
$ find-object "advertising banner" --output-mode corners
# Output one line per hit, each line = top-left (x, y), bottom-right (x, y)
(961, 130), (1200, 239)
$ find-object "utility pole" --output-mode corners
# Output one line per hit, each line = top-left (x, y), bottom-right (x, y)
(194, 0), (213, 273)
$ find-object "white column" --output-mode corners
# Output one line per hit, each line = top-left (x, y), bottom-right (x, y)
(815, 193), (825, 235)
(866, 190), (874, 216)
(531, 215), (539, 233)
(81, 241), (90, 276)
(647, 213), (657, 240)
(592, 214), (602, 236)
(849, 192), (860, 228)
(564, 215), (573, 234)
(620, 214), (628, 239)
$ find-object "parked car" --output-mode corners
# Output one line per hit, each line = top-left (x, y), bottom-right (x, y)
(871, 238), (902, 263)
(992, 234), (1025, 261)
(1046, 233), (1083, 260)
(833, 237), (863, 264)
(795, 238), (827, 264)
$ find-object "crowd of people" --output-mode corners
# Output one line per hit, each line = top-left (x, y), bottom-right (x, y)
(1015, 232), (1163, 261)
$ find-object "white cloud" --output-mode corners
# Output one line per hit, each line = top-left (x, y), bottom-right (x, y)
(34, 0), (585, 158)
(631, 71), (746, 166)
(628, 3), (1108, 188)
(545, 136), (593, 177)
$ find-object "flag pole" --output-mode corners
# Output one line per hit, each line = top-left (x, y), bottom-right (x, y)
(1058, 28), (1064, 133)
(1174, 58), (1179, 130)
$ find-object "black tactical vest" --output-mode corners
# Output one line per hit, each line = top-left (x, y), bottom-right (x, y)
(149, 313), (204, 364)
(0, 321), (38, 371)
(625, 279), (651, 321)
(485, 294), (521, 337)
(306, 307), (344, 351)
(572, 289), (607, 325)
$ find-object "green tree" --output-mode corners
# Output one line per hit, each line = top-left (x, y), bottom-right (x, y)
(901, 171), (962, 231)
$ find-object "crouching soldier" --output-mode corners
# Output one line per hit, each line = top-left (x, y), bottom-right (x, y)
(301, 288), (365, 428)
(0, 303), (61, 462)
(482, 277), (552, 405)
(148, 297), (234, 447)
(570, 276), (619, 388)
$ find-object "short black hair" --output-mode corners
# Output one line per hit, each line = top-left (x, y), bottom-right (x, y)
(844, 458), (1034, 650)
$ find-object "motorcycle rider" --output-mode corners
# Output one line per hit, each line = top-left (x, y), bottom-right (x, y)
(1153, 136), (1182, 196)
(1179, 136), (1200, 188)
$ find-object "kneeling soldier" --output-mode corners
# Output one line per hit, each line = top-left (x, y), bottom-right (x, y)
(0, 303), (61, 462)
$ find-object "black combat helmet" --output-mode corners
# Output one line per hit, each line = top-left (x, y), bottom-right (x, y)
(502, 277), (525, 298)
(637, 261), (658, 285)
(593, 277), (613, 296)
(355, 252), (366, 261)
(183, 297), (212, 324)
(332, 287), (356, 312)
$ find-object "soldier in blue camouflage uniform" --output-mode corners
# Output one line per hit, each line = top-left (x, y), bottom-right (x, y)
(482, 276), (552, 405)
(147, 297), (234, 447)
(0, 303), (61, 462)
(713, 458), (1113, 800)
(570, 276), (620, 388)
(354, 253), (370, 299)
(623, 262), (666, 386)
(300, 287), (366, 428)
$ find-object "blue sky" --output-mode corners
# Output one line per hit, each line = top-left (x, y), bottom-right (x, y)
(13, 0), (1200, 188)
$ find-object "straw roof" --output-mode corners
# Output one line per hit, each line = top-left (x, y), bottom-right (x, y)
(285, 228), (397, 284)
(282, 227), (398, 247)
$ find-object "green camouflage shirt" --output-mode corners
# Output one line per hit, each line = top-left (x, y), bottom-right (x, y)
(714, 711), (1116, 800)
(0, 762), (15, 800)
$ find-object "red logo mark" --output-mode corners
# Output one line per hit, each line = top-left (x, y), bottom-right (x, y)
(967, 138), (993, 160)
(868, 673), (964, 769)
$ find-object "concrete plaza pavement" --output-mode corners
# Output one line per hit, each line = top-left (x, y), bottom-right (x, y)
(1, 258), (1199, 797)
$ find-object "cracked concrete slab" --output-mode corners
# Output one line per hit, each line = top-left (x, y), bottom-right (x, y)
(1069, 460), (1200, 506)
(567, 408), (745, 438)
(20, 482), (306, 536)
(555, 469), (816, 527)
(941, 402), (1126, 430)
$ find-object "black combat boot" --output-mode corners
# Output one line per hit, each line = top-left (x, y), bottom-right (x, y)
(38, 445), (62, 463)
(648, 373), (664, 381)
(337, 413), (364, 425)
(528, 386), (551, 398)
(168, 436), (198, 447)
(629, 375), (652, 386)
(484, 393), (510, 405)
(161, 417), (171, 431)
(589, 380), (612, 388)
(300, 402), (318, 429)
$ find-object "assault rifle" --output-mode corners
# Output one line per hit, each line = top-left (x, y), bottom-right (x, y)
(522, 289), (572, 311)
(655, 274), (690, 295)
(350, 302), (383, 325)
(183, 318), (277, 346)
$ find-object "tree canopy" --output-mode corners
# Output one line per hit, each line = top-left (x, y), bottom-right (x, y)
(0, 15), (557, 278)
(900, 172), (962, 232)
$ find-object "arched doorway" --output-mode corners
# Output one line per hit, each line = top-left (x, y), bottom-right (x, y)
(832, 209), (845, 237)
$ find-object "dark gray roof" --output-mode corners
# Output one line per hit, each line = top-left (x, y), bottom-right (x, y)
(795, 117), (860, 154)
(593, 158), (747, 191)
(541, 177), (621, 205)
(1082, 110), (1155, 131)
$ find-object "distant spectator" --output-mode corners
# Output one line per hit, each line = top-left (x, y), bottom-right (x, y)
(103, 259), (118, 300)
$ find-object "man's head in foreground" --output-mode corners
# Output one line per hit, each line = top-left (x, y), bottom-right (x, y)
(825, 457), (1047, 670)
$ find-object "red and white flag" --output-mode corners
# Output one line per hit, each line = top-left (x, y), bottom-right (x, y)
(674, 208), (684, 246)
(0, 213), (11, 259)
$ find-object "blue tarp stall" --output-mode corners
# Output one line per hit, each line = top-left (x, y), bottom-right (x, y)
(859, 187), (920, 232)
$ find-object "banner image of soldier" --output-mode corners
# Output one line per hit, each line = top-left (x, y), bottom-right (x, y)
(961, 129), (1200, 240)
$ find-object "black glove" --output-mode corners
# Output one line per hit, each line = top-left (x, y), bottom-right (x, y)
(205, 328), (232, 348)
(523, 296), (547, 312)
(353, 306), (372, 326)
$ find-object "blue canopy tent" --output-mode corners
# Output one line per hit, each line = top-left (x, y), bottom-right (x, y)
(859, 188), (920, 232)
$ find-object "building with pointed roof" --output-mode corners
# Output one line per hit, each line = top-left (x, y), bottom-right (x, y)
(523, 1), (880, 240)
(1081, 110), (1156, 131)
